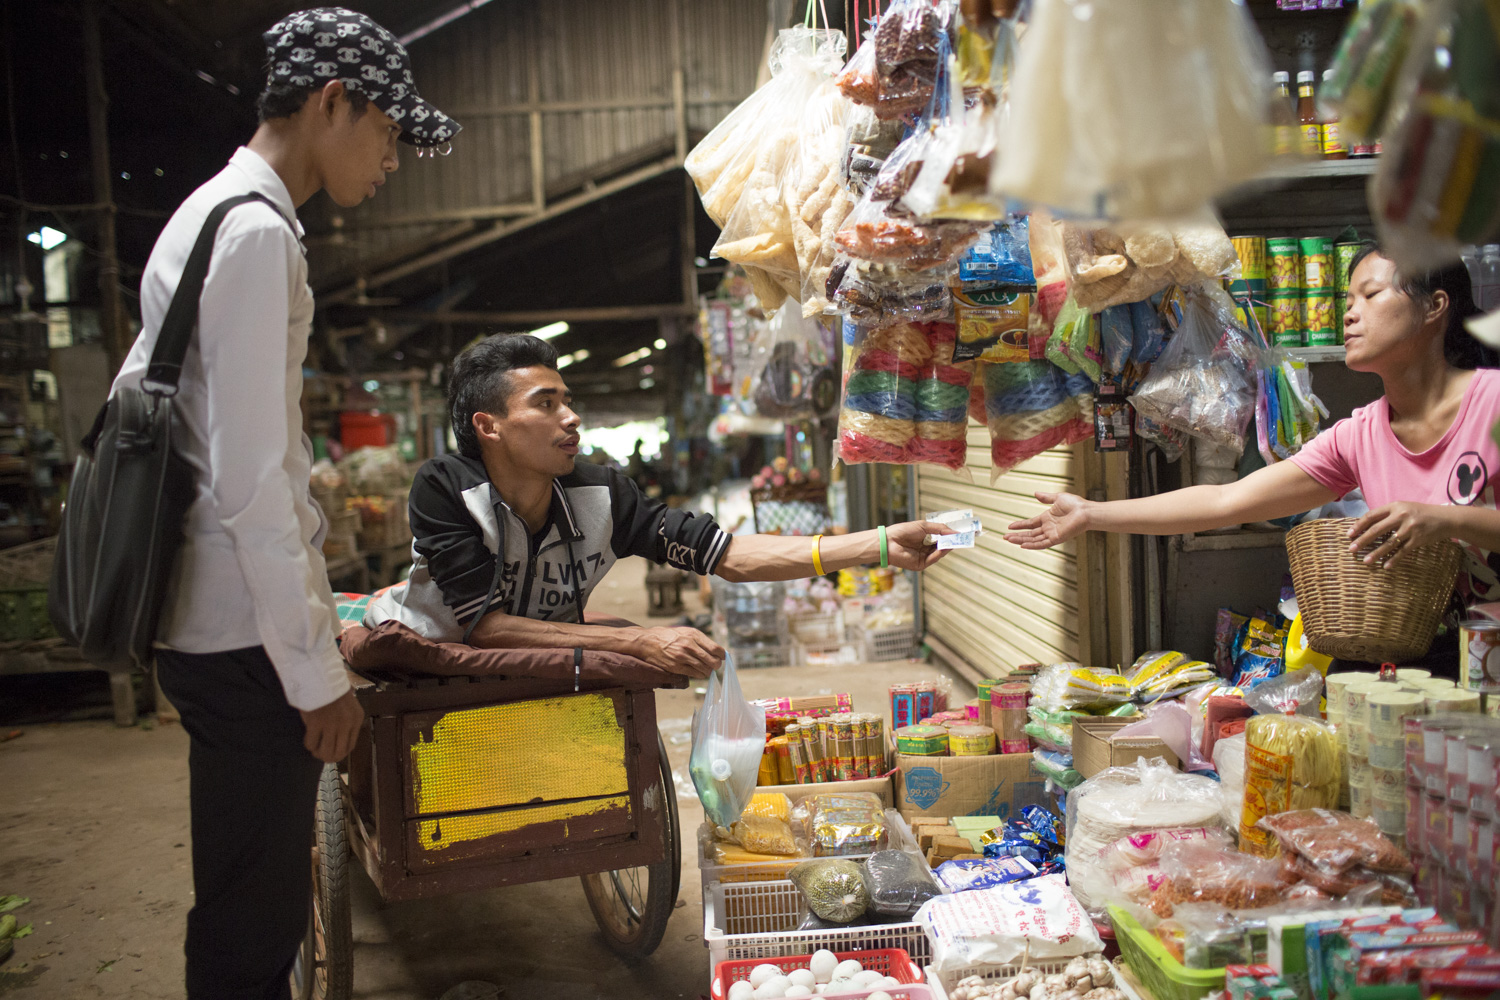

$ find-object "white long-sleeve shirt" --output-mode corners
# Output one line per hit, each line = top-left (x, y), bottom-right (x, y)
(111, 147), (349, 711)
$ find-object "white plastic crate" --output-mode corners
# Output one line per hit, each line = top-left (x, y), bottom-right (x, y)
(703, 877), (932, 970)
(789, 610), (844, 644)
(861, 623), (917, 662)
(792, 635), (868, 667)
(922, 960), (1074, 1000)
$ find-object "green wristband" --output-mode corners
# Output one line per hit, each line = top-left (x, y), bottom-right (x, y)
(878, 525), (889, 568)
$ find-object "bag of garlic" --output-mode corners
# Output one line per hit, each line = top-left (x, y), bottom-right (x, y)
(916, 873), (1104, 972)
(947, 956), (1124, 1000)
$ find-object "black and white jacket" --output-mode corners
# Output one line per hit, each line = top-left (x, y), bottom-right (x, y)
(364, 454), (731, 642)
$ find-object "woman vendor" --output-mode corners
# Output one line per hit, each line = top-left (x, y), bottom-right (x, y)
(1004, 246), (1497, 675)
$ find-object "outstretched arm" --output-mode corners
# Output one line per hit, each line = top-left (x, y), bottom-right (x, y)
(466, 609), (724, 679)
(715, 521), (954, 582)
(1004, 460), (1339, 550)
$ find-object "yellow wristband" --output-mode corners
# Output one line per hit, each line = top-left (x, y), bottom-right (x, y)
(811, 534), (826, 577)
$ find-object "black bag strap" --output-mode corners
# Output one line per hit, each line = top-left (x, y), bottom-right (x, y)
(143, 191), (293, 395)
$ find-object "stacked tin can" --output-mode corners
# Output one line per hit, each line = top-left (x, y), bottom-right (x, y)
(1326, 671), (1371, 809)
(1229, 236), (1269, 336)
(1267, 237), (1303, 345)
(1368, 686), (1427, 843)
(1405, 710), (1500, 935)
(1343, 676), (1394, 819)
(1300, 237), (1338, 346)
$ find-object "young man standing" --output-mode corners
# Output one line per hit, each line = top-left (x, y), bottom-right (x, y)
(108, 9), (459, 997)
(364, 335), (951, 667)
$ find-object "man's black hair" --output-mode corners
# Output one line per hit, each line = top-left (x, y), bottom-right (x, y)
(448, 334), (561, 459)
(1348, 244), (1493, 369)
(257, 80), (370, 125)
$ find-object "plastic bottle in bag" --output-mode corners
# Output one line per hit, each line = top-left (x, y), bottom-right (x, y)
(690, 653), (768, 829)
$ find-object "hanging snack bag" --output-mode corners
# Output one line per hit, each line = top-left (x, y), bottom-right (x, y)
(1370, 0), (1500, 272)
(835, 32), (879, 106)
(953, 287), (1032, 364)
(1130, 287), (1260, 455)
(873, 0), (952, 120)
(909, 323), (976, 472)
(688, 27), (847, 227)
(979, 360), (1093, 480)
(991, 0), (1272, 220)
(1318, 0), (1424, 144)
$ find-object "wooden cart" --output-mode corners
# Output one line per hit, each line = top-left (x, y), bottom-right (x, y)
(294, 667), (686, 1000)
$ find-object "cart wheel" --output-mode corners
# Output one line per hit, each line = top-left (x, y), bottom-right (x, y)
(294, 764), (354, 1000)
(579, 734), (680, 960)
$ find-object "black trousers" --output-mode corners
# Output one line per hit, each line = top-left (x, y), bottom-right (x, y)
(156, 646), (322, 1000)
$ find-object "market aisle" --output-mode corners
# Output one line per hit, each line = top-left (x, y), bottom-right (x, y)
(0, 557), (967, 999)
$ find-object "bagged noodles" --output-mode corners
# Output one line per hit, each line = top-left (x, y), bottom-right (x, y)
(1238, 713), (1340, 858)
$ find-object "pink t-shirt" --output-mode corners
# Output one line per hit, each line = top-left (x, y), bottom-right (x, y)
(1290, 368), (1500, 603)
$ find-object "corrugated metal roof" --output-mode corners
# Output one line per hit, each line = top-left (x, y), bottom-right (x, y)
(316, 0), (765, 283)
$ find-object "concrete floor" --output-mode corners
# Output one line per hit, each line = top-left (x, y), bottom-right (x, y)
(0, 558), (969, 1000)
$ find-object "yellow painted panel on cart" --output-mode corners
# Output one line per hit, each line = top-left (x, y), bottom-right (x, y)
(416, 794), (632, 851)
(408, 693), (629, 817)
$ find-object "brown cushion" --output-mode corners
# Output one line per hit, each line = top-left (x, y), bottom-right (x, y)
(337, 617), (688, 690)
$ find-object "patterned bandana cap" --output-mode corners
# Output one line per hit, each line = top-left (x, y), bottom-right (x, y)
(263, 7), (461, 148)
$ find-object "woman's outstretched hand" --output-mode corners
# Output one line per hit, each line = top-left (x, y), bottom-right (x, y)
(1005, 491), (1090, 550)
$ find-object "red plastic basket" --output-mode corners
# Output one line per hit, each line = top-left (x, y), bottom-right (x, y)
(711, 948), (923, 1000)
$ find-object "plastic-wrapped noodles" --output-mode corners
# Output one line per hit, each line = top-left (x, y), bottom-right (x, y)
(1238, 713), (1341, 858)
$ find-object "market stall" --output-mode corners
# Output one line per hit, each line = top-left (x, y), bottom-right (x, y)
(682, 0), (1500, 996)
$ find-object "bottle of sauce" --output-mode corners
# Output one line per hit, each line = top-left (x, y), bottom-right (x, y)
(1271, 71), (1297, 157)
(1319, 69), (1348, 160)
(1297, 71), (1321, 157)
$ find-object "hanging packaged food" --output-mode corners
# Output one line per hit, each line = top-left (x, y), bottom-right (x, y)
(1318, 0), (1424, 145)
(1369, 0), (1500, 272)
(991, 0), (1273, 220)
(1129, 286), (1262, 455)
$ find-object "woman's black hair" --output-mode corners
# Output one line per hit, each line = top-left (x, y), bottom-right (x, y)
(1348, 243), (1493, 369)
(448, 334), (561, 459)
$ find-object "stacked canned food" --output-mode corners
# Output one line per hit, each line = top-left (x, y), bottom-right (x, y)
(1404, 712), (1500, 935)
(1229, 235), (1269, 337)
(1264, 236), (1344, 346)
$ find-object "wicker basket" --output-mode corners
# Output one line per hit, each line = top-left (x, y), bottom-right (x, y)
(1286, 517), (1463, 663)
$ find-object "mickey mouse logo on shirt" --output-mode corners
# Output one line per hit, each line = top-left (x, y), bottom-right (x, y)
(1448, 451), (1489, 505)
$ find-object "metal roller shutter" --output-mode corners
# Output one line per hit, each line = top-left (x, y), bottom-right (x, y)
(916, 424), (1084, 676)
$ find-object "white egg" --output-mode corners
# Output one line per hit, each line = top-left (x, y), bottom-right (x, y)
(834, 960), (865, 982)
(768, 977), (792, 995)
(728, 983), (756, 1000)
(853, 970), (885, 987)
(750, 965), (783, 988)
(785, 988), (813, 999)
(753, 981), (787, 1000)
(868, 993), (894, 1000)
(880, 977), (901, 988)
(809, 950), (839, 984)
(788, 970), (817, 989)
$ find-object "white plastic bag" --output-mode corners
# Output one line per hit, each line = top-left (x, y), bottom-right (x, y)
(1213, 732), (1248, 832)
(915, 873), (1103, 971)
(1129, 285), (1260, 455)
(992, 0), (1272, 221)
(689, 652), (767, 829)
(687, 27), (846, 227)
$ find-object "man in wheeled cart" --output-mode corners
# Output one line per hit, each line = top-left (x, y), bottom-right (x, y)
(363, 333), (953, 671)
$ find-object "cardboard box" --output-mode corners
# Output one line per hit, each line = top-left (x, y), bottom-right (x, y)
(753, 776), (893, 809)
(1072, 718), (1180, 779)
(893, 750), (1051, 822)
